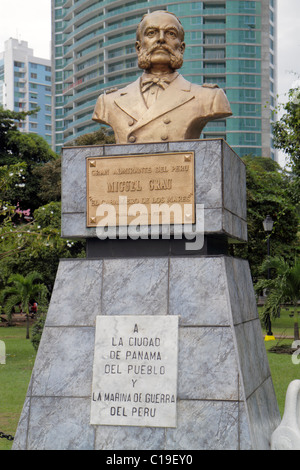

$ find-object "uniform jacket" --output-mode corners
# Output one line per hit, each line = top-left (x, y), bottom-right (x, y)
(92, 74), (232, 144)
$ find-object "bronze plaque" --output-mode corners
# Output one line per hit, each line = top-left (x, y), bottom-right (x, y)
(86, 152), (195, 227)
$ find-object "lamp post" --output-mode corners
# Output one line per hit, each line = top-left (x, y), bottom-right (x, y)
(263, 215), (274, 339)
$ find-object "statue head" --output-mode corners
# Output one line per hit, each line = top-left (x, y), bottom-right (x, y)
(135, 10), (186, 74)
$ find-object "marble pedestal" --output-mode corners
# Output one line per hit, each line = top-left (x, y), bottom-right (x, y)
(12, 140), (281, 450)
(12, 256), (280, 450)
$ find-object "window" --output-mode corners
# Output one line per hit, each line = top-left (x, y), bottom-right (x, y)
(31, 73), (37, 79)
(240, 1), (256, 10)
(191, 17), (202, 25)
(14, 61), (24, 68)
(245, 133), (256, 142)
(204, 34), (225, 44)
(244, 75), (256, 85)
(204, 49), (225, 59)
(245, 89), (256, 100)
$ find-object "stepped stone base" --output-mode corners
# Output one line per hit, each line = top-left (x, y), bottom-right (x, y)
(13, 256), (281, 450)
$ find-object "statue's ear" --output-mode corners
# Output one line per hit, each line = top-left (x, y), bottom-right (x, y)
(180, 42), (186, 54)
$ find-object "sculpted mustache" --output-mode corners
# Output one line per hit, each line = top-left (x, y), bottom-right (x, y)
(145, 44), (177, 57)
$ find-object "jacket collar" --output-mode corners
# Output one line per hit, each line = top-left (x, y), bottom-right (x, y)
(113, 74), (194, 128)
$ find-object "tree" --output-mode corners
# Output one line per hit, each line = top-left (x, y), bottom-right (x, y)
(273, 85), (300, 205)
(0, 106), (58, 212)
(33, 156), (61, 203)
(1, 272), (47, 339)
(229, 156), (299, 279)
(0, 201), (85, 295)
(68, 127), (115, 146)
(255, 257), (300, 341)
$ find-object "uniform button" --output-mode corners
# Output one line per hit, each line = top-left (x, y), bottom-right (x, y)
(128, 119), (134, 126)
(163, 117), (171, 124)
(128, 135), (136, 143)
(161, 134), (168, 141)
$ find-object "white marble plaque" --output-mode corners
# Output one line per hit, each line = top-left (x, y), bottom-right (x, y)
(90, 315), (179, 427)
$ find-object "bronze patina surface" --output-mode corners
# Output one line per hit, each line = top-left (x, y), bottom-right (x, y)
(92, 10), (232, 144)
(87, 152), (194, 227)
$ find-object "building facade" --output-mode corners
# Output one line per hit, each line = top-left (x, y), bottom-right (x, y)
(0, 38), (52, 146)
(52, 0), (277, 159)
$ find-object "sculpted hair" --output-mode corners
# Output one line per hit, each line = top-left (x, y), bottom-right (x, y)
(136, 10), (185, 41)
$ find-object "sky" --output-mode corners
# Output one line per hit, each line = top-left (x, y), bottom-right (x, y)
(1, 0), (300, 164)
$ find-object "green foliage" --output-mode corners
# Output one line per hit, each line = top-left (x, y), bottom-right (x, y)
(0, 162), (27, 203)
(33, 156), (61, 203)
(31, 313), (46, 351)
(0, 201), (85, 296)
(0, 327), (37, 450)
(34, 201), (61, 229)
(273, 85), (300, 205)
(229, 156), (299, 279)
(1, 272), (47, 338)
(0, 106), (59, 212)
(68, 127), (115, 146)
(255, 256), (300, 340)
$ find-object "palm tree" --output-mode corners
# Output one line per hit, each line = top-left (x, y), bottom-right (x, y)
(2, 271), (47, 339)
(255, 257), (300, 341)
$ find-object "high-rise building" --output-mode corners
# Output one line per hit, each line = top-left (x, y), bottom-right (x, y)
(52, 0), (277, 159)
(0, 38), (52, 146)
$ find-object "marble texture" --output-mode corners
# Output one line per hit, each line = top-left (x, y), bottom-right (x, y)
(27, 397), (95, 450)
(177, 326), (239, 401)
(12, 255), (281, 450)
(61, 139), (247, 242)
(90, 315), (178, 427)
(102, 258), (169, 316)
(165, 400), (240, 450)
(46, 259), (102, 326)
(169, 256), (230, 325)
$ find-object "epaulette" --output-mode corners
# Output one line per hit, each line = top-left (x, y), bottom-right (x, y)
(105, 87), (118, 94)
(202, 83), (219, 88)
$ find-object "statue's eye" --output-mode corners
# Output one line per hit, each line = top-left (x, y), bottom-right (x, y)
(146, 30), (156, 37)
(166, 31), (177, 38)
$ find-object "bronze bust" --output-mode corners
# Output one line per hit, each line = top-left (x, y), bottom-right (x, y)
(92, 10), (232, 144)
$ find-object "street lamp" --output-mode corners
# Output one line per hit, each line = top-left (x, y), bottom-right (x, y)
(263, 215), (275, 340)
(263, 214), (274, 238)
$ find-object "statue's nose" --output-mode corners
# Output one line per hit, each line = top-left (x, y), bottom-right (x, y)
(157, 31), (166, 43)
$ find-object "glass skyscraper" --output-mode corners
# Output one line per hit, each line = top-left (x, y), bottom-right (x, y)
(52, 0), (277, 159)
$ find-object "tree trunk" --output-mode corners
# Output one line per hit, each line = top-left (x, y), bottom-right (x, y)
(294, 302), (299, 341)
(25, 311), (30, 339)
(294, 322), (299, 341)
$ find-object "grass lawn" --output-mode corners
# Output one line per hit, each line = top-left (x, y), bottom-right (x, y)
(265, 338), (299, 416)
(0, 327), (37, 450)
(0, 308), (299, 450)
(260, 306), (300, 417)
(259, 305), (300, 338)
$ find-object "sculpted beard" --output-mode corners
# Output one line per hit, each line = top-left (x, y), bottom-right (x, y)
(137, 44), (184, 71)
